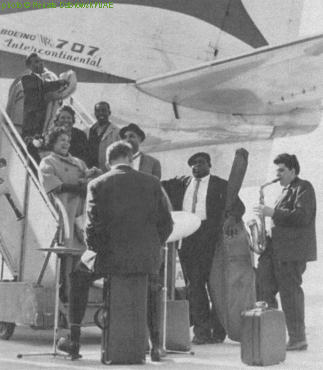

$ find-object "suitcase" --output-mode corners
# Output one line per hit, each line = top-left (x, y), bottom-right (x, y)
(241, 305), (286, 366)
(101, 274), (148, 364)
(159, 300), (191, 352)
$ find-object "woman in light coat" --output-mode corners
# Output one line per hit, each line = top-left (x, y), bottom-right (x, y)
(38, 127), (101, 300)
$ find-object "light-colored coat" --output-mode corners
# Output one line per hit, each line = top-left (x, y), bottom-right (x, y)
(139, 153), (161, 179)
(38, 152), (87, 250)
(88, 121), (120, 172)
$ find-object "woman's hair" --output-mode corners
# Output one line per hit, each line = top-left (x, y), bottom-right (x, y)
(53, 105), (76, 125)
(46, 127), (70, 151)
(273, 153), (300, 175)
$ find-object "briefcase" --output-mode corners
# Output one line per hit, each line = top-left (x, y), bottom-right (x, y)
(160, 300), (191, 352)
(101, 274), (148, 364)
(241, 304), (286, 366)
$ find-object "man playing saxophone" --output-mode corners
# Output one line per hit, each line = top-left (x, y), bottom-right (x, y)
(254, 153), (317, 352)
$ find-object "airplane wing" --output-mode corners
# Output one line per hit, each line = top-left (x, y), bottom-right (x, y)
(136, 33), (323, 115)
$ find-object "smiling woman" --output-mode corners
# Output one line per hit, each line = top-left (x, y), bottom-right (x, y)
(53, 105), (89, 163)
(38, 126), (102, 300)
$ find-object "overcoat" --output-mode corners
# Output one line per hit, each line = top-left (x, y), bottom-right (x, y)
(162, 175), (245, 231)
(38, 152), (88, 250)
(271, 177), (317, 262)
(162, 174), (245, 270)
(139, 153), (161, 179)
(21, 73), (62, 138)
(86, 121), (120, 172)
(85, 165), (173, 275)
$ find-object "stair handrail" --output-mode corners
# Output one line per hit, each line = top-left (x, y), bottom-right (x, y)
(0, 103), (58, 219)
(1, 103), (76, 286)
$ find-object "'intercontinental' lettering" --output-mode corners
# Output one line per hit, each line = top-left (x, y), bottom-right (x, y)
(4, 38), (102, 67)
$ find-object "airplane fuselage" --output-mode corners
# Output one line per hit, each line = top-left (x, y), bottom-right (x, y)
(0, 0), (321, 156)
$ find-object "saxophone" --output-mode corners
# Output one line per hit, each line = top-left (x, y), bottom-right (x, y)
(247, 178), (279, 254)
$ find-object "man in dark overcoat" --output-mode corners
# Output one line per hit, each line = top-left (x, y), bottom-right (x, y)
(255, 153), (317, 351)
(21, 53), (68, 139)
(162, 152), (245, 345)
(58, 141), (173, 361)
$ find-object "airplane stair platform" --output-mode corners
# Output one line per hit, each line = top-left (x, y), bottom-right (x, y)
(0, 102), (100, 340)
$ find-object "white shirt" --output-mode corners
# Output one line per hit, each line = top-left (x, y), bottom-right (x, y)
(182, 175), (210, 220)
(132, 151), (141, 171)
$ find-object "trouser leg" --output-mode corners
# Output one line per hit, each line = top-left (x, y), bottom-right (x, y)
(209, 302), (226, 341)
(186, 263), (211, 339)
(277, 260), (307, 342)
(256, 248), (279, 308)
(58, 264), (96, 355)
(68, 268), (95, 327)
(147, 274), (161, 348)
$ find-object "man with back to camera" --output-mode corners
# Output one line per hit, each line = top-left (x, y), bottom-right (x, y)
(57, 141), (173, 362)
(119, 123), (161, 179)
(21, 53), (68, 139)
(161, 152), (245, 345)
(254, 153), (317, 351)
(86, 101), (120, 172)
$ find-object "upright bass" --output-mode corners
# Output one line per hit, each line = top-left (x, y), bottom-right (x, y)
(208, 148), (256, 342)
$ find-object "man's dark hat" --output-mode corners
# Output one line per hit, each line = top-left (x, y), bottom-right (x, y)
(187, 152), (211, 166)
(119, 123), (146, 142)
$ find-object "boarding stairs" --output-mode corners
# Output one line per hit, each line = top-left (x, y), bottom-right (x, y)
(0, 98), (102, 340)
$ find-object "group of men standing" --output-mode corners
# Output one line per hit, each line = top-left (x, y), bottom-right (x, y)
(19, 52), (317, 363)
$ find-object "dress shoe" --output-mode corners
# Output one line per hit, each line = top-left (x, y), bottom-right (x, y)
(150, 347), (162, 362)
(57, 337), (82, 360)
(191, 335), (210, 345)
(286, 340), (308, 351)
(208, 337), (225, 344)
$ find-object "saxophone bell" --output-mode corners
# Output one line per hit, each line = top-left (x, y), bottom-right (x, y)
(247, 219), (265, 254)
(248, 178), (278, 255)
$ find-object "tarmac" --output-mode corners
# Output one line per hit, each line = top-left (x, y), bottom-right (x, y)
(0, 257), (322, 370)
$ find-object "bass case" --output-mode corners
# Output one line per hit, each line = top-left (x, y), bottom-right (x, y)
(208, 221), (256, 342)
(241, 304), (286, 366)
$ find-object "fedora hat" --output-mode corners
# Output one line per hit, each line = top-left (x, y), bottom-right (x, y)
(119, 123), (146, 142)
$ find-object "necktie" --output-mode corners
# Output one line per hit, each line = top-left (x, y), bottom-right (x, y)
(191, 178), (201, 213)
(132, 151), (141, 160)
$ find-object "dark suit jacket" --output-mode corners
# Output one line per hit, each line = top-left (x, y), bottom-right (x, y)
(85, 165), (173, 275)
(271, 177), (317, 262)
(69, 127), (88, 163)
(162, 175), (245, 232)
(139, 153), (161, 179)
(21, 73), (62, 137)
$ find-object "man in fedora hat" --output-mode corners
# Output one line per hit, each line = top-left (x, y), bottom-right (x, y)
(119, 123), (161, 179)
(162, 152), (245, 345)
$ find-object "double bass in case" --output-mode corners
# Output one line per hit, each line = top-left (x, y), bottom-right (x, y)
(241, 303), (286, 366)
